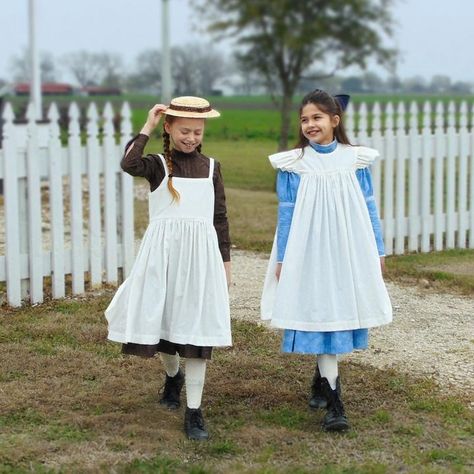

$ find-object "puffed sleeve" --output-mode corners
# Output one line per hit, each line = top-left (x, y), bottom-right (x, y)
(276, 170), (301, 262)
(269, 148), (302, 171)
(355, 146), (380, 169)
(356, 167), (385, 257)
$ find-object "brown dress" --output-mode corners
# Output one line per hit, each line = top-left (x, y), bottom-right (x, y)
(119, 134), (231, 359)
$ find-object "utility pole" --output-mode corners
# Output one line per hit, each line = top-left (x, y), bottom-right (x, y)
(29, 0), (42, 120)
(161, 0), (172, 103)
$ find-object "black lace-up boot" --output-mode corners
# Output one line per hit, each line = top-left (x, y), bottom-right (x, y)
(159, 369), (184, 409)
(321, 376), (350, 432)
(184, 407), (209, 440)
(309, 366), (328, 409)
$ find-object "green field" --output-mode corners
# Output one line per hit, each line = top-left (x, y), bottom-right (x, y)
(5, 92), (473, 142)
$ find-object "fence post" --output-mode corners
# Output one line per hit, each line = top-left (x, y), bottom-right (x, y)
(68, 102), (85, 293)
(47, 102), (65, 298)
(2, 103), (21, 306)
(25, 103), (43, 303)
(86, 102), (102, 287)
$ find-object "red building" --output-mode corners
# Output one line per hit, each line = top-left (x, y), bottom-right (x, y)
(14, 82), (74, 96)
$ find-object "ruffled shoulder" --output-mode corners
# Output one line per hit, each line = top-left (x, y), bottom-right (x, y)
(355, 146), (380, 169)
(268, 148), (302, 171)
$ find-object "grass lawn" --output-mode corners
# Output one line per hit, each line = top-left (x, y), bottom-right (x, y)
(0, 296), (472, 473)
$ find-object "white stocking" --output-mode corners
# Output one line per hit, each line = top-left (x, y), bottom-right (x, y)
(160, 352), (180, 377)
(317, 354), (338, 390)
(185, 359), (207, 409)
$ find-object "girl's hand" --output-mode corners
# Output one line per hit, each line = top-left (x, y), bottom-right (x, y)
(224, 261), (232, 289)
(380, 257), (386, 274)
(140, 104), (168, 136)
(275, 263), (282, 280)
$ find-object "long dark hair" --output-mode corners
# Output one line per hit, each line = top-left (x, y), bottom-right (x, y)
(162, 116), (203, 202)
(295, 89), (351, 149)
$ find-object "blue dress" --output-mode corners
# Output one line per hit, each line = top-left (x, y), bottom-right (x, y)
(277, 140), (385, 355)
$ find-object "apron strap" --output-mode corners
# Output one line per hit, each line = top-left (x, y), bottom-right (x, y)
(208, 158), (215, 179)
(157, 154), (169, 177)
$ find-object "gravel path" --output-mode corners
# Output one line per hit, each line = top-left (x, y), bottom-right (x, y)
(230, 250), (474, 399)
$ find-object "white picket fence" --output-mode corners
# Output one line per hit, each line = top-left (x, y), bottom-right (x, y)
(345, 100), (473, 256)
(0, 101), (134, 307)
(0, 98), (473, 306)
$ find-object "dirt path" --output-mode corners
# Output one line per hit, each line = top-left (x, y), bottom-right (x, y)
(230, 250), (474, 400)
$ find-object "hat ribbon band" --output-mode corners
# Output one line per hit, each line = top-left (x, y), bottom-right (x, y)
(169, 104), (212, 113)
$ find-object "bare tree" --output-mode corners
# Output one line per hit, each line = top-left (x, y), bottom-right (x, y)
(172, 44), (226, 95)
(97, 53), (123, 88)
(172, 46), (198, 95)
(63, 51), (104, 87)
(127, 49), (161, 92)
(10, 49), (58, 83)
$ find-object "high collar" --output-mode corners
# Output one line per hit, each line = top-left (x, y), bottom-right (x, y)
(309, 139), (337, 154)
(171, 148), (199, 159)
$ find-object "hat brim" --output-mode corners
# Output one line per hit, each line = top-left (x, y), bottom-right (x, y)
(164, 109), (221, 119)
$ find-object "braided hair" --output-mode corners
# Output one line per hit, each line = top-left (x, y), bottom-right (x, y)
(295, 89), (351, 149)
(162, 116), (180, 201)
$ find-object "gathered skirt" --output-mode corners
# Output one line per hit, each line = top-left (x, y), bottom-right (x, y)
(281, 328), (369, 355)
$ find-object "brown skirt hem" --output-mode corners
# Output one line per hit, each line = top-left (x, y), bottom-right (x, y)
(122, 340), (212, 359)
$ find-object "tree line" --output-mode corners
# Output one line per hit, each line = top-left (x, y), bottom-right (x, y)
(2, 0), (472, 149)
(4, 47), (470, 97)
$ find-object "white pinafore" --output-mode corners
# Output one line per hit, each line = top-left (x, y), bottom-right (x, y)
(261, 145), (392, 332)
(106, 155), (231, 347)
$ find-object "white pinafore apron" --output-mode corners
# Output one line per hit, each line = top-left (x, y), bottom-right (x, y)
(106, 155), (231, 347)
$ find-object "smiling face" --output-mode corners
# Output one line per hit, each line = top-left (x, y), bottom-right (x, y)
(164, 116), (205, 153)
(300, 103), (340, 145)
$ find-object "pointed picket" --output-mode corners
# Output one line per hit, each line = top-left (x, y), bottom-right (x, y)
(120, 102), (134, 278)
(47, 103), (65, 298)
(445, 101), (457, 248)
(25, 103), (43, 303)
(407, 101), (420, 251)
(2, 103), (22, 306)
(86, 102), (102, 287)
(68, 102), (85, 293)
(457, 101), (469, 248)
(394, 101), (407, 254)
(420, 101), (432, 252)
(103, 102), (118, 283)
(383, 102), (395, 255)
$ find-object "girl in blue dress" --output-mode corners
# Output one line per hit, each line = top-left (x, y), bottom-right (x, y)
(261, 89), (392, 432)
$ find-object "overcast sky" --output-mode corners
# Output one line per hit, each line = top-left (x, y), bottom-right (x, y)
(0, 0), (472, 83)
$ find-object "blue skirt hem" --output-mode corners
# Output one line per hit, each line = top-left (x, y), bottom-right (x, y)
(281, 328), (369, 355)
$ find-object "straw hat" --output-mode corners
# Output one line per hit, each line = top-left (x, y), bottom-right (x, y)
(164, 96), (220, 118)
